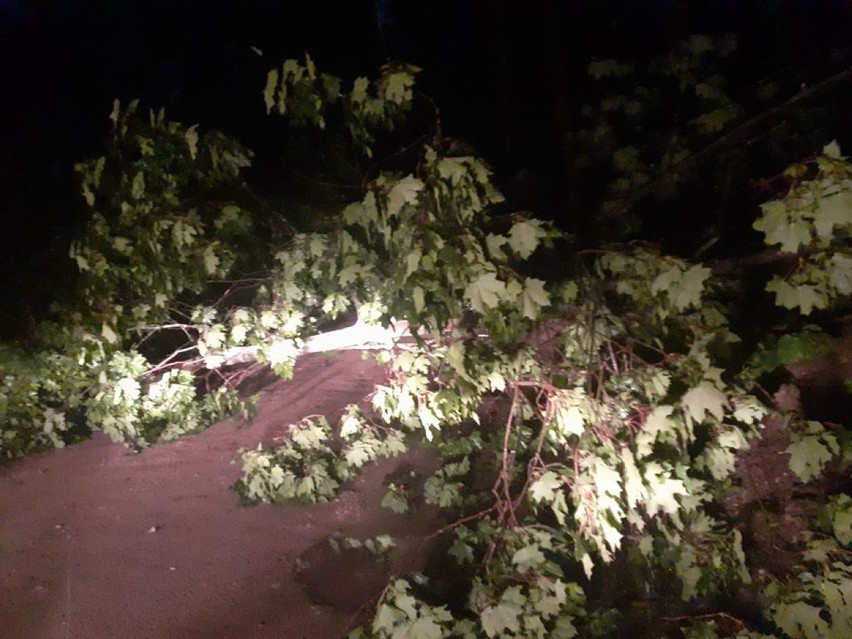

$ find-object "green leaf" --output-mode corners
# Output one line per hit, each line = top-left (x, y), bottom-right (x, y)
(413, 286), (425, 314)
(693, 105), (739, 134)
(644, 468), (687, 514)
(813, 192), (852, 239)
(766, 279), (826, 315)
(101, 323), (118, 345)
(753, 203), (812, 253)
(511, 545), (546, 573)
(529, 471), (564, 504)
(622, 449), (645, 509)
(774, 600), (829, 639)
(263, 69), (279, 113)
(203, 244), (220, 275)
(787, 435), (838, 482)
(823, 140), (843, 159)
(651, 263), (710, 310)
(481, 602), (522, 637)
(592, 457), (622, 498)
(464, 272), (506, 313)
(381, 485), (409, 513)
(829, 253), (852, 295)
(676, 547), (702, 601)
(185, 124), (199, 160)
(404, 616), (444, 639)
(386, 176), (424, 218)
(382, 69), (417, 105)
(681, 382), (728, 425)
(551, 391), (586, 437)
(486, 233), (507, 260)
(521, 278), (550, 320)
(507, 219), (546, 259)
(833, 505), (852, 546)
(822, 579), (852, 637)
(676, 264), (712, 310)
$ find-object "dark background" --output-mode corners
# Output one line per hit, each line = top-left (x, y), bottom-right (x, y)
(1, 0), (851, 333)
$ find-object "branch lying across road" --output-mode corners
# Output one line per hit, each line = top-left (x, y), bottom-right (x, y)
(150, 318), (415, 378)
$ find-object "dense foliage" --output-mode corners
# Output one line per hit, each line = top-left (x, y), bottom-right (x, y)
(1, 52), (850, 639)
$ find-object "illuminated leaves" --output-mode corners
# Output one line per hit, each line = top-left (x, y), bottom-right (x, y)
(481, 599), (523, 637)
(507, 219), (547, 259)
(681, 382), (728, 426)
(366, 579), (455, 639)
(380, 67), (419, 105)
(464, 272), (506, 313)
(263, 339), (300, 366)
(529, 471), (564, 505)
(549, 390), (587, 437)
(766, 279), (826, 315)
(829, 253), (852, 294)
(753, 143), (852, 315)
(753, 201), (812, 253)
(234, 416), (406, 506)
(767, 535), (852, 639)
(385, 176), (424, 218)
(13, 54), (852, 639)
(520, 278), (550, 320)
(787, 422), (839, 482)
(650, 263), (711, 310)
(813, 192), (852, 239)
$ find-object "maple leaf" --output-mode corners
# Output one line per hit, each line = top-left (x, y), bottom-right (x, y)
(822, 140), (843, 158)
(550, 390), (586, 436)
(674, 264), (711, 309)
(813, 192), (852, 239)
(405, 249), (421, 278)
(622, 449), (646, 508)
(464, 272), (506, 313)
(592, 458), (622, 501)
(266, 339), (300, 366)
(481, 602), (521, 637)
(774, 601), (830, 639)
(681, 382), (728, 425)
(787, 435), (838, 482)
(412, 286), (425, 314)
(511, 545), (546, 572)
(203, 244), (220, 275)
(386, 176), (423, 218)
(766, 279), (826, 315)
(640, 406), (673, 442)
(521, 278), (550, 320)
(485, 233), (507, 260)
(436, 157), (469, 185)
(351, 77), (369, 104)
(829, 253), (852, 294)
(405, 617), (444, 639)
(529, 471), (563, 504)
(263, 69), (278, 113)
(753, 201), (812, 252)
(343, 193), (379, 228)
(382, 70), (415, 104)
(644, 463), (687, 514)
(507, 219), (546, 259)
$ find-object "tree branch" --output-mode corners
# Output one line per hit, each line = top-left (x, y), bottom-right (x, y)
(608, 65), (852, 214)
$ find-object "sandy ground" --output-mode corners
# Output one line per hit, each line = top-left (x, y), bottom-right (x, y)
(0, 350), (442, 639)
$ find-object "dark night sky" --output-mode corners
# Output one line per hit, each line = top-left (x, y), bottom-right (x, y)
(1, 0), (851, 330)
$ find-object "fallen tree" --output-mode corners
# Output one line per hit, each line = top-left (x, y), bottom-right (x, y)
(1, 57), (850, 639)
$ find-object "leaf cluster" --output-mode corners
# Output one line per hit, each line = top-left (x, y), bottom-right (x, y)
(233, 407), (406, 505)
